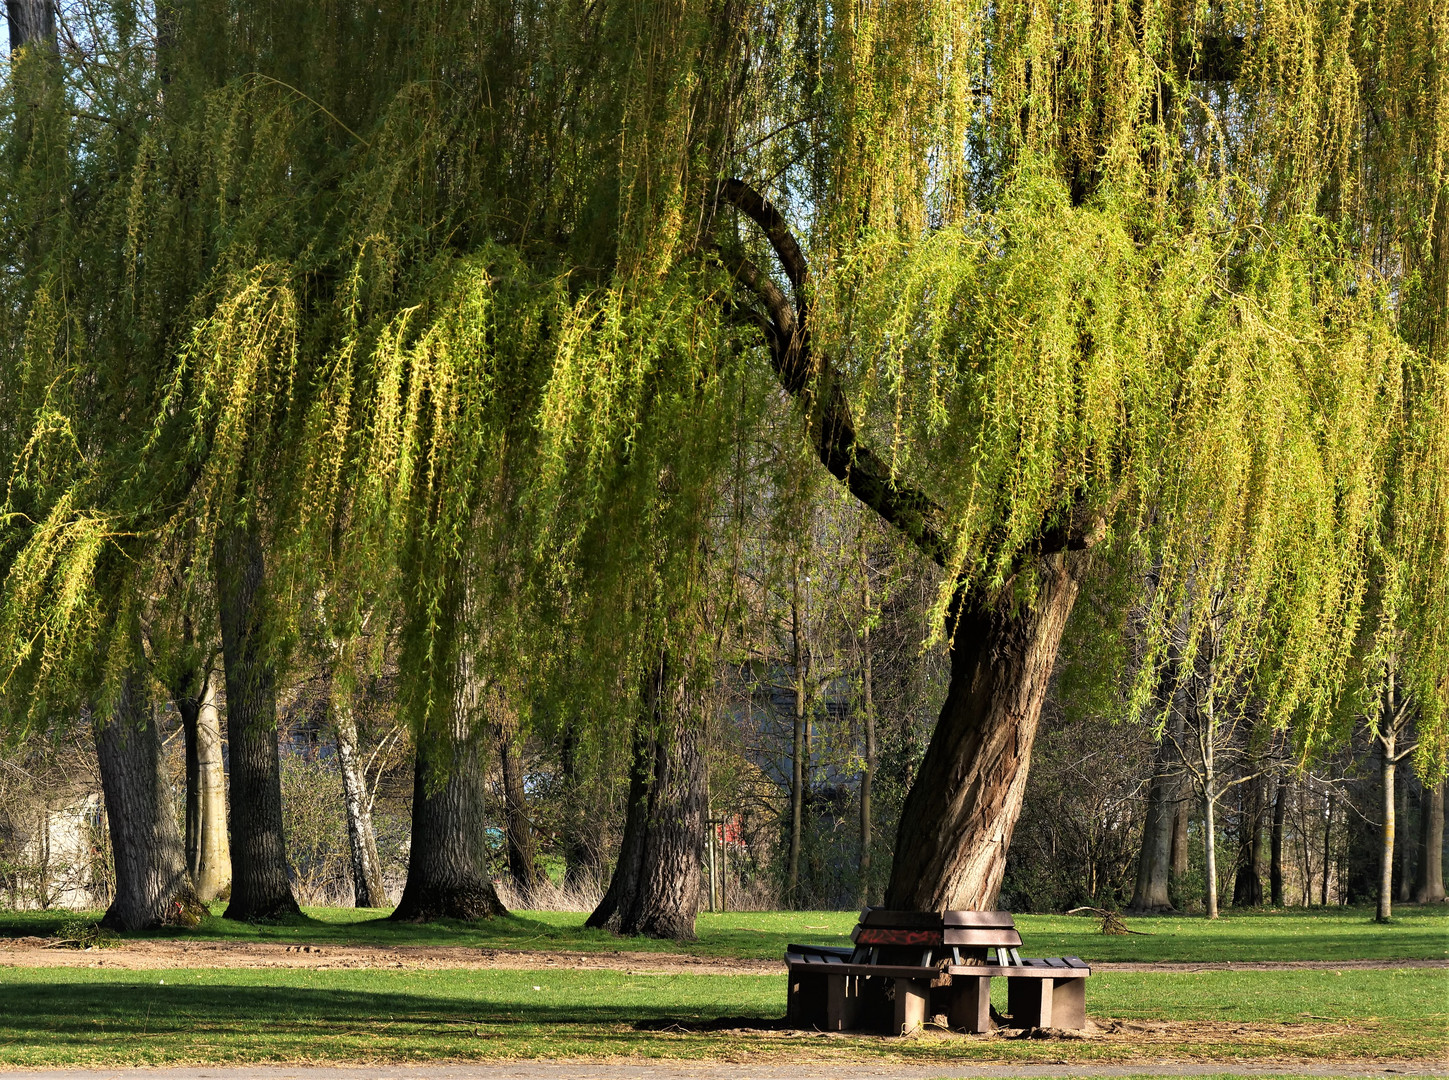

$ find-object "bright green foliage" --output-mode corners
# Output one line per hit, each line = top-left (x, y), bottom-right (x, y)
(0, 0), (1444, 770)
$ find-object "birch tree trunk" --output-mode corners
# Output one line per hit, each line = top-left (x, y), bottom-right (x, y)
(883, 552), (1086, 911)
(1416, 779), (1445, 903)
(332, 691), (388, 909)
(178, 669), (231, 901)
(96, 669), (202, 930)
(215, 523), (299, 922)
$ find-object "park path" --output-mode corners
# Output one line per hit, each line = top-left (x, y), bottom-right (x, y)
(0, 939), (1443, 974)
(0, 1063), (1442, 1079)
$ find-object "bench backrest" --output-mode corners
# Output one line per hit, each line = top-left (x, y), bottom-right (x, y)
(858, 907), (1016, 929)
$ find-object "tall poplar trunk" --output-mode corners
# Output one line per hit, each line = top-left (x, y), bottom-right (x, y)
(1201, 679), (1221, 919)
(1416, 779), (1446, 903)
(587, 650), (705, 939)
(391, 620), (505, 921)
(496, 709), (542, 901)
(178, 669), (230, 901)
(215, 524), (299, 922)
(332, 690), (388, 909)
(883, 552), (1085, 911)
(786, 568), (807, 907)
(858, 554), (876, 905)
(1270, 774), (1286, 907)
(1130, 736), (1177, 913)
(1378, 727), (1397, 922)
(96, 669), (202, 930)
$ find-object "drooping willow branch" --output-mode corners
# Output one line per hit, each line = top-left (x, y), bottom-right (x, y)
(715, 178), (1106, 575)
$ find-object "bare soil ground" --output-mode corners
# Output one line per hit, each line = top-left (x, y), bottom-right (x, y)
(0, 937), (1443, 973)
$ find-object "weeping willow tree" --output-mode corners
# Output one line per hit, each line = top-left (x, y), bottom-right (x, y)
(2, 0), (1444, 929)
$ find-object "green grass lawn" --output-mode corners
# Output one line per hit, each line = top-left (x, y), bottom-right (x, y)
(3, 902), (1446, 963)
(2, 905), (1445, 1067)
(0, 964), (1442, 1067)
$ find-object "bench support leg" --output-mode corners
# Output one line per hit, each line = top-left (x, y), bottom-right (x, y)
(789, 972), (827, 1029)
(1007, 977), (1053, 1029)
(944, 974), (992, 1033)
(825, 974), (863, 1031)
(893, 977), (929, 1035)
(1050, 976), (1086, 1029)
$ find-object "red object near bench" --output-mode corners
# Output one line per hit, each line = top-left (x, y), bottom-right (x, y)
(785, 908), (1090, 1035)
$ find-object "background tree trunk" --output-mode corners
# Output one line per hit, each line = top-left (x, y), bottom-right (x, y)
(588, 651), (705, 939)
(496, 708), (542, 901)
(96, 669), (202, 930)
(1270, 774), (1287, 907)
(178, 668), (230, 902)
(1397, 776), (1415, 903)
(858, 554), (876, 906)
(1129, 737), (1177, 913)
(585, 720), (652, 929)
(883, 552), (1085, 911)
(1378, 728), (1397, 921)
(1416, 779), (1445, 903)
(1232, 774), (1265, 907)
(560, 720), (604, 891)
(215, 524), (299, 922)
(332, 690), (388, 909)
(786, 569), (807, 907)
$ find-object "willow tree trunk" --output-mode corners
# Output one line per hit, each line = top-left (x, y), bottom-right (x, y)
(496, 713), (542, 901)
(178, 669), (231, 901)
(587, 652), (705, 939)
(883, 552), (1086, 911)
(1416, 780), (1445, 903)
(1130, 736), (1177, 913)
(215, 524), (299, 922)
(4, 0), (53, 52)
(392, 625), (505, 922)
(96, 670), (202, 930)
(1270, 775), (1287, 907)
(332, 693), (388, 909)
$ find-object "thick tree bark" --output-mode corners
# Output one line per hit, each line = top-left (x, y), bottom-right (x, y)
(4, 0), (53, 52)
(1270, 774), (1287, 907)
(496, 707), (542, 901)
(1416, 779), (1446, 903)
(588, 651), (706, 939)
(1130, 735), (1177, 913)
(883, 552), (1086, 911)
(96, 670), (203, 931)
(177, 669), (231, 902)
(391, 623), (506, 922)
(391, 735), (506, 920)
(332, 691), (388, 909)
(215, 524), (299, 922)
(586, 720), (652, 929)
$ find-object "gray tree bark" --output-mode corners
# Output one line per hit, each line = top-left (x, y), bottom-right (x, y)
(331, 690), (388, 909)
(215, 524), (299, 922)
(177, 668), (231, 902)
(1416, 779), (1445, 903)
(4, 0), (53, 52)
(587, 650), (705, 939)
(495, 706), (542, 902)
(1130, 732), (1177, 912)
(96, 669), (202, 930)
(883, 552), (1086, 911)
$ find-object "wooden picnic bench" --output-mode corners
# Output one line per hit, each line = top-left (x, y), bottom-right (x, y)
(785, 908), (1090, 1035)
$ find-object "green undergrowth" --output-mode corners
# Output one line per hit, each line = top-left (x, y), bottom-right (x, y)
(2, 904), (1446, 963)
(0, 966), (1441, 1067)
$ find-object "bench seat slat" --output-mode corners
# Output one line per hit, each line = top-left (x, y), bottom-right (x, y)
(942, 927), (1022, 947)
(942, 910), (1016, 929)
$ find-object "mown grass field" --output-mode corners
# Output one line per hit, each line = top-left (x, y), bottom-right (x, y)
(0, 904), (1444, 1068)
(3, 901), (1446, 963)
